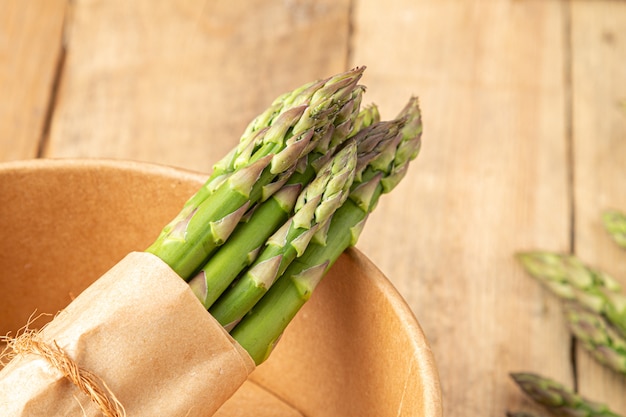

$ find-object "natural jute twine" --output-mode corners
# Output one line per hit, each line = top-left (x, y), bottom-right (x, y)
(1, 327), (126, 417)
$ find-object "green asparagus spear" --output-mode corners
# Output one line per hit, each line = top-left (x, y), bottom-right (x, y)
(510, 373), (624, 417)
(563, 301), (626, 375)
(349, 103), (381, 139)
(210, 142), (358, 329)
(187, 98), (373, 309)
(516, 251), (626, 338)
(187, 183), (302, 308)
(146, 68), (365, 280)
(230, 97), (423, 364)
(602, 210), (626, 249)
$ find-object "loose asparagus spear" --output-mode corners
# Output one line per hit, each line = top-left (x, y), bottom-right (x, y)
(563, 301), (626, 375)
(146, 68), (365, 280)
(602, 210), (626, 249)
(516, 251), (626, 338)
(187, 102), (376, 308)
(210, 142), (358, 329)
(510, 373), (624, 417)
(230, 97), (423, 364)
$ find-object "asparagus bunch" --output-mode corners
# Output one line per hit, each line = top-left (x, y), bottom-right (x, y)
(145, 67), (424, 365)
(510, 373), (623, 417)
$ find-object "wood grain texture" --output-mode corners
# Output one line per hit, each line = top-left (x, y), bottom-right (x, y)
(351, 1), (573, 415)
(45, 0), (351, 173)
(0, 0), (66, 161)
(571, 0), (626, 413)
(3, 0), (626, 415)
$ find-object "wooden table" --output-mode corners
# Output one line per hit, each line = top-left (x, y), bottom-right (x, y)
(2, 1), (625, 415)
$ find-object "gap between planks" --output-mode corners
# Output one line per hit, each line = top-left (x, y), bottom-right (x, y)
(37, 0), (72, 158)
(561, 0), (579, 393)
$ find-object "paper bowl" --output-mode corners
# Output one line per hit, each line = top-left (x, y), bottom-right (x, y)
(0, 159), (441, 417)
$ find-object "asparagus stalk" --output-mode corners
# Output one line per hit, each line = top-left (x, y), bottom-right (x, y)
(146, 68), (365, 280)
(516, 251), (626, 338)
(187, 100), (375, 309)
(349, 103), (381, 138)
(563, 301), (626, 375)
(602, 210), (626, 249)
(230, 97), (423, 364)
(209, 142), (358, 329)
(510, 373), (624, 417)
(187, 183), (301, 308)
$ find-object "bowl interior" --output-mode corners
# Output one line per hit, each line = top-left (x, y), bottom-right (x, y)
(0, 159), (440, 417)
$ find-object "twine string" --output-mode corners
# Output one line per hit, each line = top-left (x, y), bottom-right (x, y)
(1, 328), (126, 417)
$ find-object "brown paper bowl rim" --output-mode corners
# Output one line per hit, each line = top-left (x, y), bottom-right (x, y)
(0, 157), (208, 185)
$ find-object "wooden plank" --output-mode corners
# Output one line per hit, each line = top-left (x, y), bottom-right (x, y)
(351, 0), (572, 415)
(45, 0), (351, 173)
(571, 0), (626, 413)
(0, 0), (66, 161)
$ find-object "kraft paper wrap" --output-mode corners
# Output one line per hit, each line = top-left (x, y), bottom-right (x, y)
(0, 251), (255, 416)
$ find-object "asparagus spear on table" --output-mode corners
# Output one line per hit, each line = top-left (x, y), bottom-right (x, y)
(563, 301), (626, 375)
(516, 251), (626, 338)
(603, 210), (626, 250)
(209, 141), (358, 329)
(146, 67), (365, 280)
(230, 97), (423, 364)
(510, 373), (624, 417)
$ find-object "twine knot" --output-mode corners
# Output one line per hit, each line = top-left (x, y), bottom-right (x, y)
(1, 327), (126, 417)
